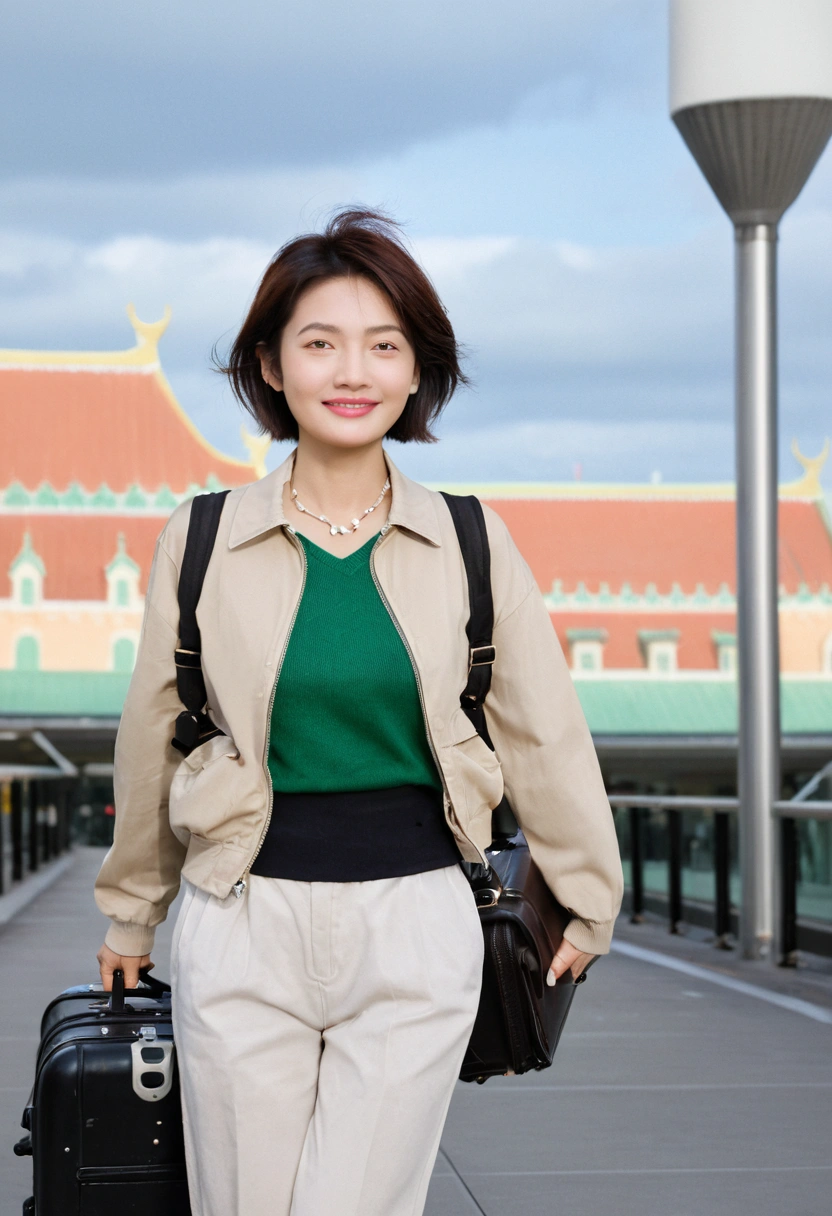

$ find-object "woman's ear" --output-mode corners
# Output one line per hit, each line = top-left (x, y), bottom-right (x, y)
(409, 365), (420, 395)
(256, 343), (283, 392)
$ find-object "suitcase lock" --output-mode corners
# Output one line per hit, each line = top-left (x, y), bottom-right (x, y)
(131, 1027), (175, 1102)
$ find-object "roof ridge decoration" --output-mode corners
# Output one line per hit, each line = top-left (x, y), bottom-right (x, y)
(544, 581), (832, 612)
(240, 426), (272, 480)
(781, 438), (829, 500)
(0, 477), (233, 515)
(0, 304), (171, 373)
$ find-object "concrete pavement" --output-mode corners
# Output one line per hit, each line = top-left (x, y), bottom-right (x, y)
(1, 847), (830, 1216)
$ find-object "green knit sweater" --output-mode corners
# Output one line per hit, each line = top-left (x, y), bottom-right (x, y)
(267, 530), (442, 793)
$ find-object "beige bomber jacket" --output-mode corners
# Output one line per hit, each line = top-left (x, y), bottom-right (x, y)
(95, 450), (623, 958)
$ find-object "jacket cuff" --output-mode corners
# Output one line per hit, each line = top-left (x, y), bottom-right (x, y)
(104, 919), (156, 957)
(563, 916), (615, 956)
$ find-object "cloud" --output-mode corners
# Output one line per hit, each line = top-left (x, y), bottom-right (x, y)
(1, 1), (658, 176)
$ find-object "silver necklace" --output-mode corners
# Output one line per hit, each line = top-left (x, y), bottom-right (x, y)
(290, 476), (391, 536)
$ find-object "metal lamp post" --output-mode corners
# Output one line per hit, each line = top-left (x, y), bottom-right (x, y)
(669, 0), (832, 960)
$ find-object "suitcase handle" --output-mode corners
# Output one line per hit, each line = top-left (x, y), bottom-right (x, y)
(108, 967), (171, 1013)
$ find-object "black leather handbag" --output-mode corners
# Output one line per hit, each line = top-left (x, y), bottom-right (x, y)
(440, 493), (594, 1085)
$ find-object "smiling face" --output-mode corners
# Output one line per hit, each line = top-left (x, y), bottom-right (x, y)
(258, 275), (420, 451)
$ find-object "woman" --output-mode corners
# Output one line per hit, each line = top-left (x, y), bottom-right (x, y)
(95, 208), (623, 1216)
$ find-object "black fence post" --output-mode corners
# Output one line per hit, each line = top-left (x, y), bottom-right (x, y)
(668, 808), (683, 934)
(779, 816), (798, 967)
(714, 811), (732, 948)
(28, 780), (39, 873)
(11, 781), (23, 882)
(629, 806), (644, 923)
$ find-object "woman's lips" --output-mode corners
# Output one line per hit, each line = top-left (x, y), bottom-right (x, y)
(322, 398), (379, 418)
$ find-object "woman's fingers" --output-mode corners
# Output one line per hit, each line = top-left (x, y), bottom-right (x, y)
(96, 945), (153, 991)
(548, 943), (596, 985)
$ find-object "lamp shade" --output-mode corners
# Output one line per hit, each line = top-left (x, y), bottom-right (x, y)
(669, 0), (832, 223)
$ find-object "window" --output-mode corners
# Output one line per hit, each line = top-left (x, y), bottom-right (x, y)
(9, 532), (45, 605)
(112, 636), (136, 672)
(105, 533), (141, 609)
(639, 630), (680, 674)
(566, 628), (607, 673)
(712, 630), (737, 673)
(574, 641), (603, 671)
(14, 635), (40, 671)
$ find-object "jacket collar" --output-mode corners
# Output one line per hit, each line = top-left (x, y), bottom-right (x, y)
(228, 447), (442, 549)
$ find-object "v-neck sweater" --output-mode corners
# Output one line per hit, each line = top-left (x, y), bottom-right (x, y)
(266, 530), (442, 795)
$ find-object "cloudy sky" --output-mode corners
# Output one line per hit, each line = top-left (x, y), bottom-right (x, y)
(2, 0), (831, 484)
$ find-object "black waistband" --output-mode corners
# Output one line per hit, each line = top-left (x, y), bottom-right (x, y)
(248, 784), (460, 882)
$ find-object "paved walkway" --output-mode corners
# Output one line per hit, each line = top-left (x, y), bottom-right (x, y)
(2, 848), (831, 1216)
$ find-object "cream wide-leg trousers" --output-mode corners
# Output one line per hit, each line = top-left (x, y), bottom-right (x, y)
(169, 862), (484, 1216)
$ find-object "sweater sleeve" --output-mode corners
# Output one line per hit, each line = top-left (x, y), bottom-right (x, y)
(93, 513), (189, 956)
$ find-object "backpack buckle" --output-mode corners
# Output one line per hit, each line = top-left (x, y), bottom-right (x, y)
(469, 645), (496, 671)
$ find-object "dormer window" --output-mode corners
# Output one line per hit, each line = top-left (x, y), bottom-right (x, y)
(9, 532), (45, 606)
(713, 630), (738, 673)
(639, 629), (679, 674)
(105, 533), (141, 609)
(567, 627), (607, 672)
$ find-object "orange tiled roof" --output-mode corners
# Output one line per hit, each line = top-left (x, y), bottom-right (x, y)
(0, 308), (258, 494)
(482, 497), (832, 595)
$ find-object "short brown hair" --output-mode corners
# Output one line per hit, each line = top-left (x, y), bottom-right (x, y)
(219, 208), (467, 443)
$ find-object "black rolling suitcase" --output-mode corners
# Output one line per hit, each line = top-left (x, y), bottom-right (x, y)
(14, 968), (190, 1215)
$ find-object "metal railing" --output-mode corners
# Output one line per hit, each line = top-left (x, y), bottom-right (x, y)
(608, 786), (832, 962)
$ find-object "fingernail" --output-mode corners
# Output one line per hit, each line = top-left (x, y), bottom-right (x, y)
(546, 970), (556, 987)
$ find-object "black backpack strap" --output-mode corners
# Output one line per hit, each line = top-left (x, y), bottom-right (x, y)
(440, 491), (518, 843)
(171, 491), (230, 756)
(439, 492), (496, 746)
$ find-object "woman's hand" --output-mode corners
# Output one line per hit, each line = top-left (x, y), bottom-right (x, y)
(97, 942), (154, 991)
(547, 940), (596, 986)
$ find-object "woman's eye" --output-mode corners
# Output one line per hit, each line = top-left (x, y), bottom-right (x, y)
(375, 342), (397, 351)
(308, 340), (331, 349)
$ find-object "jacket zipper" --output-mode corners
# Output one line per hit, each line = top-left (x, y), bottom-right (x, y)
(232, 526), (308, 896)
(369, 527), (489, 867)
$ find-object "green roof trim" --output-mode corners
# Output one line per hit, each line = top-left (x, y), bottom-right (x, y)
(34, 481), (61, 507)
(123, 483), (148, 508)
(575, 678), (832, 736)
(1, 672), (829, 737)
(0, 671), (131, 716)
(4, 481), (31, 507)
(90, 483), (118, 508)
(0, 479), (233, 514)
(62, 481), (87, 507)
(566, 627), (608, 642)
(154, 485), (179, 509)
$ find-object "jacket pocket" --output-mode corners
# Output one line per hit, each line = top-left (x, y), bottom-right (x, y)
(441, 708), (504, 829)
(169, 733), (243, 844)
